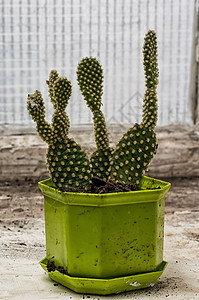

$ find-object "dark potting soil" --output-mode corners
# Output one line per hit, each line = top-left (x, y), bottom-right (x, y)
(47, 260), (68, 275)
(47, 260), (56, 272)
(60, 177), (161, 194)
(60, 177), (138, 194)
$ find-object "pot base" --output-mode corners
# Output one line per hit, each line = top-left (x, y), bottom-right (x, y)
(39, 258), (167, 295)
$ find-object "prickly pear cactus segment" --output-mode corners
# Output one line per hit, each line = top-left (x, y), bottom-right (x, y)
(53, 77), (72, 110)
(142, 89), (158, 130)
(77, 57), (109, 149)
(77, 57), (112, 180)
(90, 111), (112, 179)
(109, 30), (159, 185)
(27, 90), (54, 144)
(92, 111), (109, 150)
(77, 57), (103, 112)
(51, 77), (72, 141)
(47, 139), (91, 189)
(27, 71), (91, 190)
(143, 30), (158, 90)
(142, 30), (159, 130)
(47, 76), (91, 189)
(91, 110), (113, 180)
(47, 70), (59, 108)
(109, 124), (156, 185)
(90, 148), (113, 181)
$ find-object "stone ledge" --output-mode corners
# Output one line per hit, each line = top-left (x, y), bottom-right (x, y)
(0, 125), (199, 179)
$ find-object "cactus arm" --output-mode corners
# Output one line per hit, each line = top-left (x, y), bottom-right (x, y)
(77, 57), (112, 180)
(51, 111), (70, 142)
(27, 71), (91, 190)
(27, 90), (54, 144)
(46, 75), (91, 189)
(90, 109), (112, 181)
(77, 57), (103, 112)
(109, 30), (159, 185)
(51, 77), (72, 141)
(46, 70), (59, 108)
(77, 57), (109, 149)
(92, 111), (110, 150)
(90, 148), (113, 181)
(77, 57), (108, 149)
(141, 30), (159, 130)
(109, 124), (156, 184)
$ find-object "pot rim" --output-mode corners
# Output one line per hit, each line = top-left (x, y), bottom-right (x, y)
(38, 176), (171, 207)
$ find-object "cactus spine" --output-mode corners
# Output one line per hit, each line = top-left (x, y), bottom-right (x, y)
(27, 71), (91, 189)
(77, 57), (113, 181)
(109, 30), (158, 185)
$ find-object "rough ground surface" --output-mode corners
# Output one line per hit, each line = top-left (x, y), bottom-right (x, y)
(0, 177), (199, 299)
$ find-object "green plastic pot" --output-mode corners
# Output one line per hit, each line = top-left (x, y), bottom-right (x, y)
(38, 176), (170, 294)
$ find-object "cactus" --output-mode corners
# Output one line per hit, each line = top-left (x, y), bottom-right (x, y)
(27, 71), (91, 189)
(27, 30), (159, 191)
(109, 30), (159, 185)
(77, 57), (113, 181)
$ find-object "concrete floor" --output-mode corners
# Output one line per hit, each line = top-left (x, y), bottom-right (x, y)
(0, 178), (199, 299)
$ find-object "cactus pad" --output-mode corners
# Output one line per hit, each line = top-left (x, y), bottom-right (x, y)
(90, 147), (113, 181)
(77, 57), (103, 112)
(142, 30), (158, 130)
(27, 71), (91, 190)
(47, 139), (91, 189)
(47, 70), (59, 108)
(27, 90), (54, 144)
(109, 124), (156, 184)
(51, 77), (72, 141)
(109, 30), (159, 184)
(77, 57), (112, 180)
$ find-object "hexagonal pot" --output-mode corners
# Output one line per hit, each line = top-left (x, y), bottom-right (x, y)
(39, 176), (170, 295)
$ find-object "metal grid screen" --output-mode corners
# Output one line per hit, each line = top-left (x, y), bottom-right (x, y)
(0, 0), (194, 126)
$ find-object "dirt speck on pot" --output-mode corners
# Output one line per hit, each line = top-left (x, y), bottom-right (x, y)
(47, 259), (69, 275)
(47, 260), (56, 272)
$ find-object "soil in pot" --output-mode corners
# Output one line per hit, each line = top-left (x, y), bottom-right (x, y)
(59, 177), (161, 194)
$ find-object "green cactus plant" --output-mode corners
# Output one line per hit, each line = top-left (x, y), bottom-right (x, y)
(27, 30), (159, 191)
(77, 57), (113, 181)
(109, 30), (158, 185)
(27, 71), (91, 189)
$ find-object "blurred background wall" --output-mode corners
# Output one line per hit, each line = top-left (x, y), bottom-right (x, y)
(0, 0), (195, 127)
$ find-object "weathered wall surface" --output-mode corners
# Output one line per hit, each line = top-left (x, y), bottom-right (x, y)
(0, 125), (199, 180)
